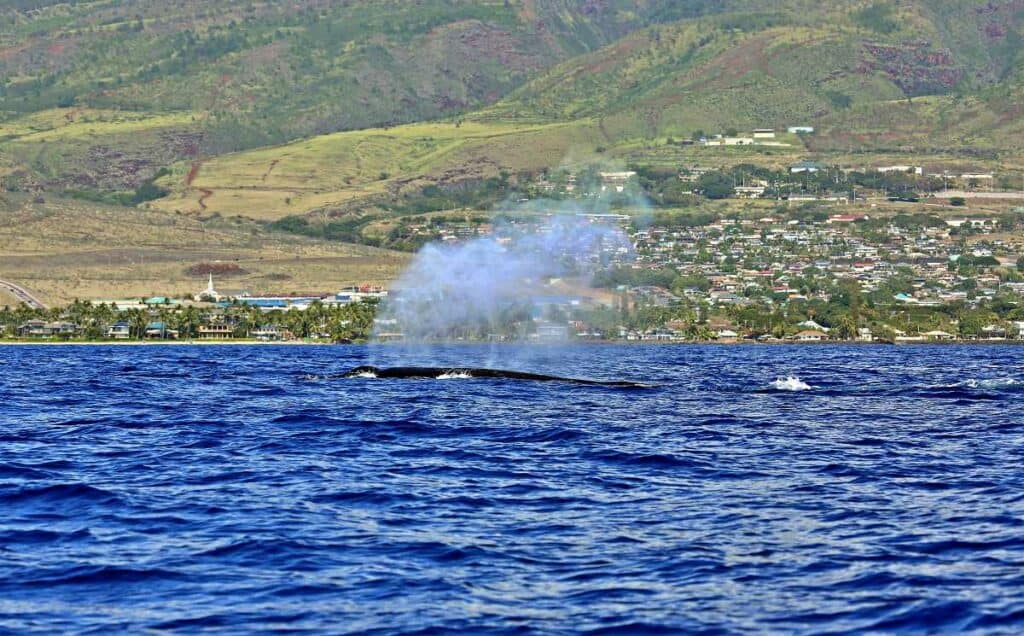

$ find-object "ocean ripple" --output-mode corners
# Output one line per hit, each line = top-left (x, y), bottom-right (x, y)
(1, 344), (1023, 633)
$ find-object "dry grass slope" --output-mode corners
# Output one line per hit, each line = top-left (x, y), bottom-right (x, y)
(0, 194), (408, 304)
(151, 120), (596, 219)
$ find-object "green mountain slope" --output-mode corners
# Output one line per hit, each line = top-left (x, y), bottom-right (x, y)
(2, 0), (1023, 213)
(0, 1), (741, 146)
(0, 0), (744, 191)
(480, 1), (1024, 146)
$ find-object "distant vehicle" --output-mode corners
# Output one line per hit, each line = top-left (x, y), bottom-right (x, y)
(887, 194), (920, 203)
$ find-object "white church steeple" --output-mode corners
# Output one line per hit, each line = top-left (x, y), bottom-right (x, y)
(198, 273), (222, 301)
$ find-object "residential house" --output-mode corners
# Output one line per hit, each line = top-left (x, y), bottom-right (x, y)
(105, 321), (131, 340)
(535, 322), (570, 342)
(17, 320), (48, 337)
(704, 137), (755, 146)
(599, 171), (637, 193)
(793, 330), (829, 342)
(790, 161), (825, 174)
(734, 185), (766, 198)
(253, 325), (292, 341)
(797, 319), (829, 332)
(876, 165), (923, 175)
(17, 320), (79, 338)
(144, 321), (178, 339)
(198, 323), (233, 339)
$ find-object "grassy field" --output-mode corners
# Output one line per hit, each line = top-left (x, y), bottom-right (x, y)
(0, 107), (203, 191)
(150, 120), (597, 220)
(0, 194), (408, 305)
(0, 289), (21, 307)
(0, 108), (197, 143)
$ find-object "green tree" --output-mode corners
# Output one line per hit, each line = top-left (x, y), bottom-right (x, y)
(698, 171), (734, 200)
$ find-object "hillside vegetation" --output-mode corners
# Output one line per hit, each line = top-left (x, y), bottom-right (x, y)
(136, 1), (1024, 228)
(1, 0), (1024, 247)
(149, 119), (598, 220)
(482, 1), (1024, 144)
(1, 0), (739, 191)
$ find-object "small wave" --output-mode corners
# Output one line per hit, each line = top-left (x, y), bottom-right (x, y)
(0, 463), (56, 480)
(195, 538), (315, 561)
(0, 483), (121, 506)
(437, 370), (472, 380)
(944, 378), (1021, 390)
(769, 376), (812, 391)
(0, 528), (92, 544)
(586, 449), (711, 470)
(23, 564), (184, 587)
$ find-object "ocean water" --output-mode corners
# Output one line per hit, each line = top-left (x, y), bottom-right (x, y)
(1, 344), (1023, 634)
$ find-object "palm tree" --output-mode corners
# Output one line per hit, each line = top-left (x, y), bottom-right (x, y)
(176, 305), (200, 339)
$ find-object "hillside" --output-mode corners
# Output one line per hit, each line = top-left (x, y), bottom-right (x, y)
(4, 2), (1022, 188)
(148, 119), (600, 220)
(138, 1), (1024, 227)
(0, 193), (407, 304)
(481, 1), (1024, 146)
(1, 0), (1024, 278)
(0, 0), (740, 192)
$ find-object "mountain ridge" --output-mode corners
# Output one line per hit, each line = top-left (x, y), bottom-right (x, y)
(2, 0), (1023, 214)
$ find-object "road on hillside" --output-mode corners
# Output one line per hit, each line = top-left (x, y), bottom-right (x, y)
(0, 278), (47, 309)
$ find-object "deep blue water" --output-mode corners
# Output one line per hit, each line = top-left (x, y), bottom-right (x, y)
(2, 344), (1024, 635)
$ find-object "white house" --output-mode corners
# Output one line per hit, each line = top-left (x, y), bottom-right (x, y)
(877, 165), (923, 175)
(1012, 321), (1024, 340)
(599, 171), (636, 193)
(105, 322), (131, 339)
(793, 330), (829, 341)
(791, 161), (825, 173)
(704, 137), (755, 146)
(734, 185), (766, 198)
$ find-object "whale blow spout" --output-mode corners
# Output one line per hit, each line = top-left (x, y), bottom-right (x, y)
(340, 365), (651, 388)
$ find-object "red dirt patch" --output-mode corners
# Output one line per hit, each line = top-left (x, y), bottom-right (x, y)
(262, 159), (279, 182)
(185, 262), (249, 277)
(185, 161), (201, 186)
(683, 34), (773, 91)
(197, 188), (213, 210)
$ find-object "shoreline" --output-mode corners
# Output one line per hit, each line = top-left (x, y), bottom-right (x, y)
(2, 339), (1023, 346)
(0, 339), (333, 346)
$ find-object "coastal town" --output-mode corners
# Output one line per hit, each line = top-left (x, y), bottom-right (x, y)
(4, 205), (1024, 343)
(4, 127), (1024, 344)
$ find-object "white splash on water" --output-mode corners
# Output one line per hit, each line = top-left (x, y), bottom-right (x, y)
(948, 378), (1021, 389)
(351, 370), (378, 379)
(770, 376), (812, 391)
(437, 370), (473, 380)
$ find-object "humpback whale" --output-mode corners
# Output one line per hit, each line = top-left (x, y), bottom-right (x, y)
(340, 365), (651, 388)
